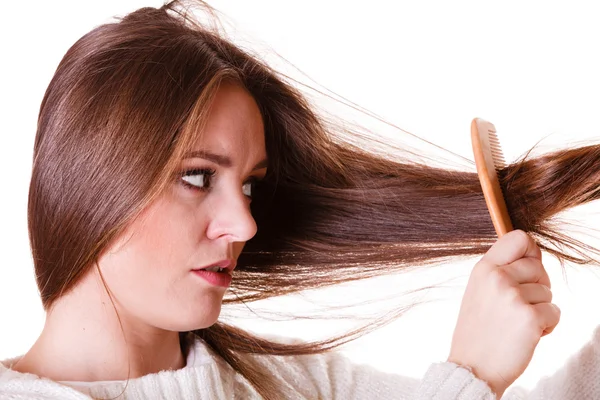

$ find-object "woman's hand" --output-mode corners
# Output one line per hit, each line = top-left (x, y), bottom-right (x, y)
(447, 229), (561, 398)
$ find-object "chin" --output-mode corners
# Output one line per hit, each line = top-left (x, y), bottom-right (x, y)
(157, 289), (225, 332)
(179, 301), (223, 331)
(164, 314), (221, 332)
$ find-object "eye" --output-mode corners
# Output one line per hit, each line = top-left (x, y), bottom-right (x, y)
(180, 168), (215, 191)
(179, 168), (262, 199)
(242, 178), (261, 198)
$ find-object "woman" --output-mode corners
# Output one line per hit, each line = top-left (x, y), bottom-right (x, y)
(3, 1), (599, 399)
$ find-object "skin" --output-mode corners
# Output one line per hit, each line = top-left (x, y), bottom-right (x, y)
(449, 230), (561, 397)
(12, 83), (268, 382)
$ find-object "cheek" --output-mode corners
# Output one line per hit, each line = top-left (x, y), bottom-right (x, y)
(120, 205), (195, 271)
(99, 199), (205, 304)
(96, 195), (225, 330)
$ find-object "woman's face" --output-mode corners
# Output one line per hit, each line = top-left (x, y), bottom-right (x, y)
(97, 83), (267, 332)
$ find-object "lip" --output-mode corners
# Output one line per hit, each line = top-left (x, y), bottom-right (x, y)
(192, 259), (236, 274)
(191, 269), (233, 288)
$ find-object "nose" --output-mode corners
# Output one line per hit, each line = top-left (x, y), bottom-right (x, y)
(205, 187), (258, 243)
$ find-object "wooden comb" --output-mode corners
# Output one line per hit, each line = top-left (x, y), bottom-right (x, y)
(470, 118), (514, 237)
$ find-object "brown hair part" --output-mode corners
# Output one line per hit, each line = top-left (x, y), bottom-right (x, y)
(28, 1), (600, 398)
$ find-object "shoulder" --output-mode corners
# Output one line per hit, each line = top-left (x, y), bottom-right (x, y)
(235, 334), (420, 400)
(0, 356), (90, 400)
(502, 325), (600, 400)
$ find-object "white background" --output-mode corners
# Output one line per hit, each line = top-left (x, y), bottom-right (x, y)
(2, 0), (600, 392)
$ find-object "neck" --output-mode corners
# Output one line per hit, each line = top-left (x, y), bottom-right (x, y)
(12, 271), (186, 382)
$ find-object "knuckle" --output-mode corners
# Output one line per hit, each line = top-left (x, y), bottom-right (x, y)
(534, 244), (543, 258)
(525, 256), (540, 266)
(490, 268), (511, 288)
(513, 229), (530, 244)
(506, 285), (522, 303)
(531, 244), (542, 260)
(554, 306), (562, 322)
(544, 286), (553, 302)
(514, 230), (542, 257)
(524, 258), (547, 282)
(530, 259), (544, 275)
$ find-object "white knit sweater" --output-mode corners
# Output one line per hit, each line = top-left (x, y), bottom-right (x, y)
(1, 326), (599, 399)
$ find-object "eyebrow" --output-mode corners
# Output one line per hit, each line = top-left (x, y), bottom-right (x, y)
(184, 150), (268, 171)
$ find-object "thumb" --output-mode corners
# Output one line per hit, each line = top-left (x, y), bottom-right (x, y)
(484, 230), (542, 266)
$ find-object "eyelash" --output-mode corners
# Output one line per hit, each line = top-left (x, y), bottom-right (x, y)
(179, 168), (260, 198)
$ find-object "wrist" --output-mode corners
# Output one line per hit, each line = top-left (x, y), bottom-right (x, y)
(446, 357), (504, 398)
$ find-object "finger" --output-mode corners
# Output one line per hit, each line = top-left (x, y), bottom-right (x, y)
(518, 283), (552, 304)
(542, 326), (556, 336)
(533, 303), (561, 336)
(485, 230), (542, 266)
(502, 258), (551, 288)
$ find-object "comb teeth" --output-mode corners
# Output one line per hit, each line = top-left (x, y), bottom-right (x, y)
(487, 130), (506, 170)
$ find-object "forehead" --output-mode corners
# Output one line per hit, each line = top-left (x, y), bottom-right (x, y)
(193, 83), (266, 158)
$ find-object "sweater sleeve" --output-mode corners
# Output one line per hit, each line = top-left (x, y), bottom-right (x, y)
(500, 326), (600, 400)
(257, 325), (600, 400)
(414, 362), (496, 400)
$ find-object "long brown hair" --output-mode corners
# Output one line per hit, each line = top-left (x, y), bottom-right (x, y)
(28, 1), (600, 398)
